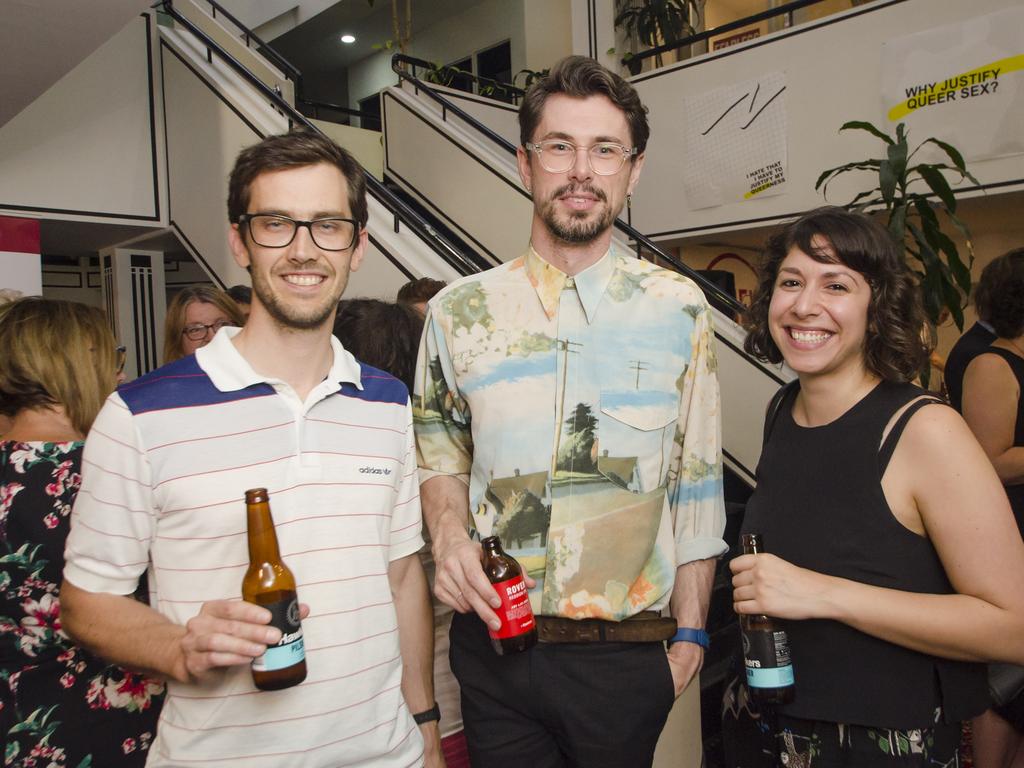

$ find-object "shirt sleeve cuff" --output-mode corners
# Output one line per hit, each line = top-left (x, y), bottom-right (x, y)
(62, 559), (143, 597)
(416, 468), (470, 487)
(675, 536), (729, 565)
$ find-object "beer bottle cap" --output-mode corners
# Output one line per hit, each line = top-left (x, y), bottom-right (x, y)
(245, 488), (269, 503)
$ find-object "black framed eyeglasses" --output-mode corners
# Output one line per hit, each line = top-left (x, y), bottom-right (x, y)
(182, 320), (228, 341)
(525, 139), (637, 175)
(238, 213), (359, 251)
(115, 345), (127, 375)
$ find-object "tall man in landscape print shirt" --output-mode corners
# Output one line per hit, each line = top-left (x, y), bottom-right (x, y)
(414, 55), (727, 768)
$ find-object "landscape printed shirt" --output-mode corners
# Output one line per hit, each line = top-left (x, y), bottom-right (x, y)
(414, 247), (727, 620)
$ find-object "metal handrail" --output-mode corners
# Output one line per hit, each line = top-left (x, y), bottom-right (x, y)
(394, 53), (526, 102)
(298, 98), (372, 122)
(158, 1), (483, 278)
(626, 0), (827, 67)
(195, 0), (302, 84)
(391, 55), (747, 316)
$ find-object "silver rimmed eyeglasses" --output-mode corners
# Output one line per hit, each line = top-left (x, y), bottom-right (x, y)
(238, 213), (359, 251)
(525, 139), (638, 175)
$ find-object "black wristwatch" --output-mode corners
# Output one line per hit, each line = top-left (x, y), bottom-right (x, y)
(412, 703), (441, 725)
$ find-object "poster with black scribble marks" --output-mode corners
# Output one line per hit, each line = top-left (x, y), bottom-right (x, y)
(881, 6), (1024, 162)
(681, 71), (788, 211)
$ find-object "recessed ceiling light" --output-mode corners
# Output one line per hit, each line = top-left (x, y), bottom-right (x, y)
(340, 34), (356, 44)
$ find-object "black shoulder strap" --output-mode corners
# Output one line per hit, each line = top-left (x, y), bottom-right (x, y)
(878, 396), (944, 472)
(763, 381), (798, 449)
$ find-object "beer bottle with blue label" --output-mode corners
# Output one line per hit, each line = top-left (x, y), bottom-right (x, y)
(740, 532), (794, 704)
(243, 488), (307, 690)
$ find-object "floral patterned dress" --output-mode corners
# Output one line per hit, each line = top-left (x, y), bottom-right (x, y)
(0, 441), (163, 768)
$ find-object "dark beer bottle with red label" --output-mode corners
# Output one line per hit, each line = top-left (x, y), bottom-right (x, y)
(242, 488), (307, 690)
(481, 535), (537, 655)
(739, 532), (795, 704)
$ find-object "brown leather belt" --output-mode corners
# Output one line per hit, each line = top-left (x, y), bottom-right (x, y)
(536, 611), (677, 644)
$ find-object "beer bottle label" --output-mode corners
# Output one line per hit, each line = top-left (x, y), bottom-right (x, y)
(488, 575), (535, 640)
(742, 628), (795, 688)
(252, 596), (305, 673)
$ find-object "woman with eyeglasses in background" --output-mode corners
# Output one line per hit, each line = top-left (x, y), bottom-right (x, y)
(0, 297), (163, 766)
(162, 284), (245, 364)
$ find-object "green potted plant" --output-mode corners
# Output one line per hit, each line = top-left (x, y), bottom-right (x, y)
(816, 120), (979, 382)
(614, 0), (700, 73)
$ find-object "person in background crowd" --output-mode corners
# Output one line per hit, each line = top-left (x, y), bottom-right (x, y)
(226, 284), (253, 321)
(397, 277), (447, 317)
(0, 297), (163, 767)
(962, 248), (1024, 768)
(333, 297), (470, 768)
(60, 130), (441, 768)
(727, 207), (1024, 767)
(334, 299), (423, 391)
(162, 284), (244, 363)
(414, 55), (725, 768)
(944, 280), (998, 412)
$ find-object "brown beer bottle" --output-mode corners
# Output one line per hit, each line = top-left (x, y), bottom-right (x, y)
(739, 532), (794, 704)
(481, 535), (537, 655)
(242, 488), (307, 690)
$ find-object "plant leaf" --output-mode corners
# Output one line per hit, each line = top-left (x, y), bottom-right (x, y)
(920, 137), (967, 174)
(915, 165), (957, 213)
(879, 159), (896, 206)
(838, 120), (894, 145)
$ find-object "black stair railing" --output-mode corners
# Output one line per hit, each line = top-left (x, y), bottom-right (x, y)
(390, 53), (747, 318)
(625, 0), (828, 70)
(158, 0), (484, 278)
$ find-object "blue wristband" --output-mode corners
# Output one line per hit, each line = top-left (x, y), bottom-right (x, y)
(668, 627), (709, 649)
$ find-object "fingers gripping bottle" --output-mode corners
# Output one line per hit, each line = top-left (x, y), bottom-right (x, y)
(739, 533), (795, 705)
(481, 536), (537, 655)
(242, 488), (307, 690)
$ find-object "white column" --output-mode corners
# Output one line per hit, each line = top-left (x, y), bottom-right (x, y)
(100, 248), (167, 379)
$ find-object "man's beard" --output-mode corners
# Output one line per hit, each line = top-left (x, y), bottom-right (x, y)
(248, 250), (343, 331)
(538, 183), (617, 244)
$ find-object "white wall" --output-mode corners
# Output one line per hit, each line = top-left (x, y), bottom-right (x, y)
(347, 0), (529, 111)
(628, 0), (1024, 239)
(0, 15), (160, 225)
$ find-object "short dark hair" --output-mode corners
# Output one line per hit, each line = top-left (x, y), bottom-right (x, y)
(974, 247), (1024, 339)
(227, 129), (368, 229)
(397, 278), (447, 305)
(333, 299), (424, 392)
(743, 206), (929, 383)
(226, 284), (252, 305)
(519, 55), (650, 155)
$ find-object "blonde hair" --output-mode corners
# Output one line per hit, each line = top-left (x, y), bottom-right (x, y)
(0, 297), (118, 435)
(163, 285), (245, 364)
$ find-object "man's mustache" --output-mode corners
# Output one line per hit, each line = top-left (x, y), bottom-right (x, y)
(550, 184), (607, 203)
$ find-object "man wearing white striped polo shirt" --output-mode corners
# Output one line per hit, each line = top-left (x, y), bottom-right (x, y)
(62, 131), (442, 767)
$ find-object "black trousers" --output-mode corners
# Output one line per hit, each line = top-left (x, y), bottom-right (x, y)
(449, 611), (677, 768)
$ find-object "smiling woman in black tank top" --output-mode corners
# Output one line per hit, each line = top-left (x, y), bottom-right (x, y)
(724, 208), (1024, 768)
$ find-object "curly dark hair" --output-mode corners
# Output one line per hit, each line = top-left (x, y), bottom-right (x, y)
(227, 129), (367, 228)
(974, 247), (1024, 339)
(519, 55), (650, 154)
(743, 206), (929, 383)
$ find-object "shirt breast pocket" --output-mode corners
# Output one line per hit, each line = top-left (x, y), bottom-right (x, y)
(598, 389), (678, 494)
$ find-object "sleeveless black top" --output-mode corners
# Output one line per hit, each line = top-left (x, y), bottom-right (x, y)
(742, 380), (988, 728)
(976, 347), (1024, 531)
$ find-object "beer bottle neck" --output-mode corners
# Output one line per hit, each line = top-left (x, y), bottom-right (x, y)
(481, 536), (503, 558)
(741, 533), (763, 556)
(247, 501), (283, 563)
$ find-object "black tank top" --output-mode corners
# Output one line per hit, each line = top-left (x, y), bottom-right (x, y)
(976, 348), (1024, 530)
(742, 380), (988, 728)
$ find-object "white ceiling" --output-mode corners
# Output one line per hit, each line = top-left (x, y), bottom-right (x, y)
(0, 0), (153, 128)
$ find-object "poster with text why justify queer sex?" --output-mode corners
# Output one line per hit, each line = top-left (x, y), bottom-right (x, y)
(881, 5), (1024, 162)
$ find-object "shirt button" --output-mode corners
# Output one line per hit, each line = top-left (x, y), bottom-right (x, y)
(565, 278), (575, 289)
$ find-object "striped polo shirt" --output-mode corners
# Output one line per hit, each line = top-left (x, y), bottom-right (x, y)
(65, 327), (425, 767)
